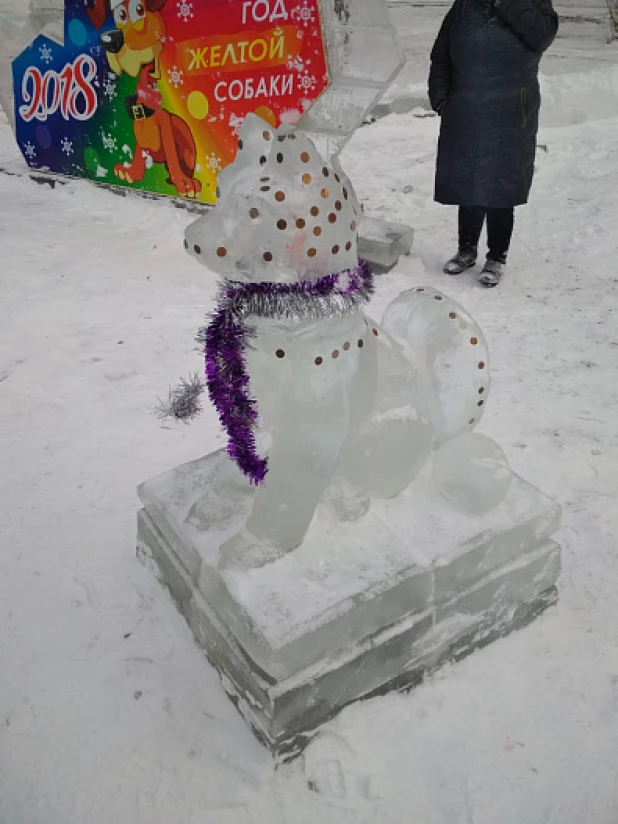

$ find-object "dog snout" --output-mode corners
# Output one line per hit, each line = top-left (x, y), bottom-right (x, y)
(100, 29), (124, 54)
(184, 218), (237, 273)
(184, 231), (205, 263)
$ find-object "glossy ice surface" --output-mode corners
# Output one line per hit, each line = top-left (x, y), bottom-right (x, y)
(433, 433), (513, 516)
(182, 115), (511, 568)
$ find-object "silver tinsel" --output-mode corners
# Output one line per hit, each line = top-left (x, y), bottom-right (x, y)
(156, 373), (205, 422)
(219, 275), (373, 323)
(159, 262), (374, 424)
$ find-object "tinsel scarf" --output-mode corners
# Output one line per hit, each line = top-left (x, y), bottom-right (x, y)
(162, 259), (374, 485)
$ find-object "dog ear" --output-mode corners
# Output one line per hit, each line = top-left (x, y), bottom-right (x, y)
(85, 0), (109, 30)
(146, 0), (168, 11)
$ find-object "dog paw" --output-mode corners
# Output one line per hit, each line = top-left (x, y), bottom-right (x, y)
(114, 165), (134, 184)
(325, 476), (371, 522)
(188, 178), (202, 198)
(173, 175), (202, 199)
(218, 530), (282, 570)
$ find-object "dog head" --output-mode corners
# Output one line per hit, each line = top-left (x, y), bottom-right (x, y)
(184, 114), (361, 284)
(87, 0), (167, 77)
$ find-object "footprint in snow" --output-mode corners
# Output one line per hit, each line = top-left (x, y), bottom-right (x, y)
(303, 730), (384, 803)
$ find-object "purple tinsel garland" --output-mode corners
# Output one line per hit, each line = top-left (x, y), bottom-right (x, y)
(205, 259), (374, 485)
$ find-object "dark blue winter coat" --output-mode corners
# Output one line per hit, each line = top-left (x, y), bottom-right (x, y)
(428, 0), (558, 208)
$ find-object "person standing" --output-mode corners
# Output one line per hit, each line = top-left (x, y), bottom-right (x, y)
(428, 0), (558, 286)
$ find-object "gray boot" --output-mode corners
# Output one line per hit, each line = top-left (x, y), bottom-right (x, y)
(478, 258), (505, 287)
(443, 248), (478, 275)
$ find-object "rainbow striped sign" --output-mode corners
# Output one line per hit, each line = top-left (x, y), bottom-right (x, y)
(12, 0), (329, 204)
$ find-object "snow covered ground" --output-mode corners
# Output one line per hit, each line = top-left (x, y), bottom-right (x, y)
(388, 0), (618, 98)
(2, 23), (618, 824)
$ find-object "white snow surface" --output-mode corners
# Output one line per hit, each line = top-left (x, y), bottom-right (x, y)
(2, 47), (618, 824)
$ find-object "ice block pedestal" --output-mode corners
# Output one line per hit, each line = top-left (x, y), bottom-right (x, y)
(357, 217), (415, 272)
(137, 451), (561, 759)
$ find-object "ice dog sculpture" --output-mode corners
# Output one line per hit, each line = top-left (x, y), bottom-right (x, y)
(141, 113), (560, 755)
(162, 113), (512, 568)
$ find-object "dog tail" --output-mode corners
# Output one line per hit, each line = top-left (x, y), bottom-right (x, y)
(155, 373), (204, 422)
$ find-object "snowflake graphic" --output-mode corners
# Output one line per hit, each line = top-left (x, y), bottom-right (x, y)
(167, 65), (184, 88)
(142, 150), (154, 170)
(101, 132), (117, 152)
(177, 0), (193, 22)
(95, 165), (108, 178)
(297, 72), (317, 93)
(291, 1), (315, 27)
(39, 44), (53, 65)
(23, 142), (36, 160)
(206, 152), (221, 172)
(286, 55), (307, 71)
(60, 137), (74, 156)
(90, 44), (103, 58)
(229, 113), (244, 137)
(103, 75), (117, 99)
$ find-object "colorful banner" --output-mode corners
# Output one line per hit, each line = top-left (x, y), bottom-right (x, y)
(12, 0), (329, 204)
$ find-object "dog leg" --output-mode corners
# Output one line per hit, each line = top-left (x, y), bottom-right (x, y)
(114, 138), (146, 184)
(159, 111), (201, 199)
(219, 382), (351, 568)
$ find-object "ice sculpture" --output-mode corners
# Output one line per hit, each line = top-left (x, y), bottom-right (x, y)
(433, 433), (513, 516)
(170, 113), (503, 567)
(296, 0), (407, 160)
(139, 113), (562, 757)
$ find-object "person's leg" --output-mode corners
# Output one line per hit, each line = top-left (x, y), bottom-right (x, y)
(444, 206), (485, 275)
(486, 207), (514, 263)
(459, 206), (486, 254)
(479, 207), (514, 287)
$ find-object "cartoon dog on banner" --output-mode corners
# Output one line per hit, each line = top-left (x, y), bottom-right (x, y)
(87, 0), (202, 198)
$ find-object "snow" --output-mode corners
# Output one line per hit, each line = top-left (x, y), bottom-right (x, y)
(2, 22), (618, 824)
(219, 466), (557, 648)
